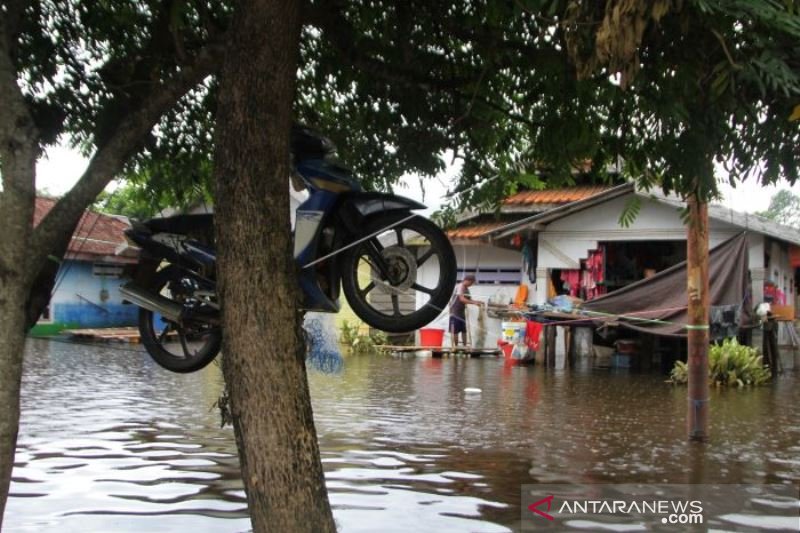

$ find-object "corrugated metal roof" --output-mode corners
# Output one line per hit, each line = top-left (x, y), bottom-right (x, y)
(502, 185), (614, 206)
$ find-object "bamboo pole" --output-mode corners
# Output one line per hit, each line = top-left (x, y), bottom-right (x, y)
(686, 195), (710, 442)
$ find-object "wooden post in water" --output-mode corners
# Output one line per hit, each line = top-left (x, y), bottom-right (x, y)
(686, 195), (710, 442)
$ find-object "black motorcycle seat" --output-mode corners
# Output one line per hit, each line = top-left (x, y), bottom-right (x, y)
(146, 214), (214, 235)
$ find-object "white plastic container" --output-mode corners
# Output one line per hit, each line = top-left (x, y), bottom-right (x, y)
(501, 321), (527, 344)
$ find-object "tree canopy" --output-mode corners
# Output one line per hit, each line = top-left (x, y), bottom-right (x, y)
(6, 1), (799, 217)
(84, 0), (800, 217)
(561, 0), (799, 200)
(757, 189), (800, 227)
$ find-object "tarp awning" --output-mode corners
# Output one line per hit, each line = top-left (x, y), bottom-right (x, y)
(581, 233), (750, 337)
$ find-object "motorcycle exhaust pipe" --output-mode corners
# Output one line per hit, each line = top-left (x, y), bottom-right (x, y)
(120, 283), (184, 322)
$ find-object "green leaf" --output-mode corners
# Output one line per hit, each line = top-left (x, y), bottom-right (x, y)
(618, 196), (641, 228)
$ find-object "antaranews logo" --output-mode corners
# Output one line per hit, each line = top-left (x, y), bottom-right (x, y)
(527, 495), (555, 521)
(522, 484), (798, 531)
(526, 494), (702, 525)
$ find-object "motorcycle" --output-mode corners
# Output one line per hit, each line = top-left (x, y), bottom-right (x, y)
(120, 125), (457, 373)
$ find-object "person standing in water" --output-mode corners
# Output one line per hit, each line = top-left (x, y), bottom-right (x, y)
(448, 274), (484, 347)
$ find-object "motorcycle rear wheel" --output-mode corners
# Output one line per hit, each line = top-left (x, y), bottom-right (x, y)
(340, 213), (456, 333)
(138, 266), (222, 373)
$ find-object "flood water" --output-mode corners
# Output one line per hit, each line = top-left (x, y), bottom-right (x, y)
(5, 338), (800, 532)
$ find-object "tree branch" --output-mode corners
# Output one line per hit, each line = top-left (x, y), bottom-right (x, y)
(305, 3), (474, 91)
(27, 39), (226, 280)
(711, 29), (742, 70)
(454, 90), (542, 130)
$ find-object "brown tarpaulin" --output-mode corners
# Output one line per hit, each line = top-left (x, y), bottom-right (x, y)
(581, 232), (750, 337)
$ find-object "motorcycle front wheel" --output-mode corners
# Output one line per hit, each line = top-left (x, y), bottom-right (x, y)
(138, 266), (222, 373)
(340, 213), (457, 333)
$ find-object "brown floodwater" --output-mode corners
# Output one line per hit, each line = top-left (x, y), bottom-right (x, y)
(5, 338), (800, 532)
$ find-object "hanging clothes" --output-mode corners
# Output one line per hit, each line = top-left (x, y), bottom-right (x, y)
(522, 240), (537, 284)
(560, 270), (581, 297)
(581, 248), (606, 300)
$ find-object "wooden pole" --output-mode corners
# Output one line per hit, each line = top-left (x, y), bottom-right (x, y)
(686, 195), (710, 442)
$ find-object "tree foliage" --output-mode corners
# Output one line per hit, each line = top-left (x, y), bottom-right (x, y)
(93, 178), (211, 220)
(15, 0), (227, 152)
(559, 0), (799, 199)
(757, 189), (800, 227)
(109, 0), (629, 213)
(113, 0), (799, 217)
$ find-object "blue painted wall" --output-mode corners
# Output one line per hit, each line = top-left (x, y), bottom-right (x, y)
(48, 260), (138, 329)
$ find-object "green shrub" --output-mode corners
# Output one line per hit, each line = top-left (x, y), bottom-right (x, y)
(339, 320), (388, 354)
(669, 339), (771, 387)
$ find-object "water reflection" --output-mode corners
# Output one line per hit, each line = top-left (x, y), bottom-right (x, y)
(5, 339), (800, 531)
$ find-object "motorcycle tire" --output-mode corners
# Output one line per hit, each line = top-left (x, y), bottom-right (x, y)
(340, 213), (457, 333)
(138, 266), (222, 373)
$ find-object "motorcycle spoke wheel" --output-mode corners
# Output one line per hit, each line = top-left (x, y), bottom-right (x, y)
(138, 267), (222, 373)
(341, 214), (456, 333)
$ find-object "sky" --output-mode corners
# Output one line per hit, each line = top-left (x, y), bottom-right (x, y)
(36, 143), (800, 217)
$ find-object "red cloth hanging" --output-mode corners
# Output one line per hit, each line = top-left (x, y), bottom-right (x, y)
(790, 245), (800, 268)
(526, 321), (543, 351)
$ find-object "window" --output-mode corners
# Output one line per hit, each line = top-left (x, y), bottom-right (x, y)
(93, 262), (124, 278)
(458, 268), (521, 285)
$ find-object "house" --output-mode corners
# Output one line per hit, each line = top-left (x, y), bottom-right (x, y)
(31, 197), (140, 335)
(487, 183), (799, 347)
(415, 185), (620, 347)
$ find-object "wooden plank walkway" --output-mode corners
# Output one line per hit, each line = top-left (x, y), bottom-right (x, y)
(62, 327), (143, 343)
(381, 345), (500, 357)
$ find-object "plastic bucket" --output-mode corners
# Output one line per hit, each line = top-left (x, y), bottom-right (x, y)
(501, 321), (526, 343)
(498, 340), (515, 360)
(419, 328), (445, 347)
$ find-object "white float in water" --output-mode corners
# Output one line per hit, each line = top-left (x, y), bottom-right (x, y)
(464, 387), (482, 394)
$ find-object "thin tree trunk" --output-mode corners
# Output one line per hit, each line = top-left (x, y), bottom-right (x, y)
(213, 0), (335, 531)
(686, 194), (710, 441)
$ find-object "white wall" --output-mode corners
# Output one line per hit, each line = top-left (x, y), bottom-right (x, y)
(765, 238), (796, 345)
(537, 195), (741, 270)
(417, 242), (522, 348)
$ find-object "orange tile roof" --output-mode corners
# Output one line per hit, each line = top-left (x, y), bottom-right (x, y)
(447, 222), (507, 239)
(448, 186), (616, 241)
(503, 185), (612, 206)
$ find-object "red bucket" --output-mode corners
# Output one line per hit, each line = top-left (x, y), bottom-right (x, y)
(419, 328), (445, 347)
(498, 340), (515, 359)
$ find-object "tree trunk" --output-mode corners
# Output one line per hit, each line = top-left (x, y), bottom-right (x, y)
(0, 13), (39, 520)
(0, 284), (29, 527)
(686, 194), (710, 442)
(1, 8), (226, 525)
(213, 0), (335, 531)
